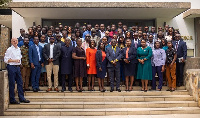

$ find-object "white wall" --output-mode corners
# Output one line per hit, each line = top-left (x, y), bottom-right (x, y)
(12, 11), (41, 38)
(156, 15), (195, 50)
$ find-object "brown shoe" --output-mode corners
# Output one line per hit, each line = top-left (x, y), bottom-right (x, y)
(46, 88), (52, 92)
(54, 87), (59, 92)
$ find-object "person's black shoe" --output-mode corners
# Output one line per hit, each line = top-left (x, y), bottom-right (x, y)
(144, 90), (147, 92)
(177, 82), (182, 87)
(68, 89), (73, 92)
(33, 89), (38, 92)
(110, 89), (114, 92)
(61, 89), (66, 92)
(116, 89), (121, 92)
(149, 88), (156, 91)
(20, 99), (30, 103)
(24, 88), (31, 91)
(170, 89), (175, 92)
(166, 89), (171, 91)
(37, 88), (42, 91)
(10, 101), (20, 104)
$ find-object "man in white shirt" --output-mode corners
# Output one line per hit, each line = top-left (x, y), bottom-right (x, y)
(4, 38), (30, 104)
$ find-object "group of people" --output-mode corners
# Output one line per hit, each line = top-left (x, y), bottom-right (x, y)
(4, 22), (187, 104)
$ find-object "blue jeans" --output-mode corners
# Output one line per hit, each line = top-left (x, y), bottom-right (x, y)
(7, 65), (25, 102)
(31, 65), (41, 89)
(152, 66), (163, 89)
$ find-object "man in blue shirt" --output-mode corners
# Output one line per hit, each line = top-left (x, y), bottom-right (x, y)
(18, 35), (34, 47)
(82, 24), (92, 40)
(18, 29), (25, 42)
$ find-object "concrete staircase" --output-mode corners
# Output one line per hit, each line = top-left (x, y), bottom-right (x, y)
(4, 86), (200, 116)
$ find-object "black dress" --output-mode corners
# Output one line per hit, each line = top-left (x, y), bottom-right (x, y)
(122, 47), (137, 76)
(73, 46), (87, 78)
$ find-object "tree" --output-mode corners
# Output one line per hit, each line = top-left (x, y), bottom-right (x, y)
(0, 0), (12, 8)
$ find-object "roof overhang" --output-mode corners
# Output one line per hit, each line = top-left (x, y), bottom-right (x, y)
(9, 2), (191, 19)
(183, 9), (200, 19)
(0, 15), (12, 29)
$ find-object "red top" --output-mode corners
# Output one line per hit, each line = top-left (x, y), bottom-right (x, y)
(109, 31), (118, 38)
(126, 47), (129, 59)
(102, 51), (106, 62)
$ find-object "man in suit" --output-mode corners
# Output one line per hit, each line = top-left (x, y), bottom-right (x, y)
(131, 32), (141, 48)
(173, 33), (187, 86)
(105, 31), (112, 44)
(45, 30), (54, 43)
(60, 38), (74, 92)
(106, 39), (122, 92)
(99, 24), (105, 39)
(43, 36), (61, 92)
(150, 26), (157, 41)
(29, 36), (44, 92)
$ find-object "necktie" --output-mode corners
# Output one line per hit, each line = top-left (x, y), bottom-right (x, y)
(73, 41), (75, 47)
(113, 47), (115, 56)
(176, 41), (178, 50)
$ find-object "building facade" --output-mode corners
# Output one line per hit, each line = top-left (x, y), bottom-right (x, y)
(1, 0), (200, 57)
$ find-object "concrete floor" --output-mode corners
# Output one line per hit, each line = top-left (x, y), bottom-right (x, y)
(1, 114), (200, 118)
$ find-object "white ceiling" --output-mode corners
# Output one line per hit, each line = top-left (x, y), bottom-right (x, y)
(13, 8), (188, 19)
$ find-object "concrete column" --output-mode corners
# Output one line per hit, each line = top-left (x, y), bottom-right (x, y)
(195, 17), (200, 57)
(0, 70), (9, 116)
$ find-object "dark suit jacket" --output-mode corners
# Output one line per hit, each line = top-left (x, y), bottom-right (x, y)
(106, 46), (122, 68)
(55, 41), (65, 49)
(43, 43), (61, 65)
(96, 31), (101, 38)
(172, 39), (187, 60)
(45, 35), (56, 43)
(122, 47), (137, 64)
(29, 44), (43, 66)
(131, 39), (141, 48)
(96, 50), (107, 69)
(60, 45), (73, 74)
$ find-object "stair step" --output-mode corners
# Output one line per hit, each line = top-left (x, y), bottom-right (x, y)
(4, 107), (200, 116)
(27, 86), (186, 91)
(23, 90), (189, 97)
(8, 101), (198, 109)
(15, 95), (194, 102)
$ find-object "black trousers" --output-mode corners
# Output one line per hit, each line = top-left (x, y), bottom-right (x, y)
(176, 62), (185, 85)
(61, 74), (73, 90)
(108, 67), (120, 90)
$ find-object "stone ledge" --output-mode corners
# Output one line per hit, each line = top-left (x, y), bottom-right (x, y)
(183, 9), (200, 18)
(185, 69), (200, 107)
(0, 15), (12, 21)
(8, 2), (191, 8)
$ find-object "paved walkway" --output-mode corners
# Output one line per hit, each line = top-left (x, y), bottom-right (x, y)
(1, 114), (200, 118)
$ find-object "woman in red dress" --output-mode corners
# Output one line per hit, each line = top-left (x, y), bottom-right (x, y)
(86, 40), (97, 91)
